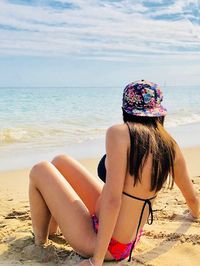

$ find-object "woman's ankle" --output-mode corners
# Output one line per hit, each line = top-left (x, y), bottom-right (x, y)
(33, 233), (48, 246)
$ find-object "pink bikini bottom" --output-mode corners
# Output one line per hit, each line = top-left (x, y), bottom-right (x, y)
(91, 214), (143, 261)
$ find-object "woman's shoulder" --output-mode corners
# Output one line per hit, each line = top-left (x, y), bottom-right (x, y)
(107, 123), (128, 134)
(106, 123), (129, 143)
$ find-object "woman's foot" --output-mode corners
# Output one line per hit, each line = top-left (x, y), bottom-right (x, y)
(31, 231), (49, 246)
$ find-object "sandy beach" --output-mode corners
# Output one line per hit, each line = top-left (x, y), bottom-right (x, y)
(1, 0), (200, 265)
(0, 147), (199, 266)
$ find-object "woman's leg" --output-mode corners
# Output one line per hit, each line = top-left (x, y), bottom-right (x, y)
(49, 216), (60, 235)
(51, 155), (103, 213)
(48, 155), (103, 234)
(29, 161), (97, 256)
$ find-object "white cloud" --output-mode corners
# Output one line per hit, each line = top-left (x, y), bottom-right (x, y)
(0, 0), (199, 60)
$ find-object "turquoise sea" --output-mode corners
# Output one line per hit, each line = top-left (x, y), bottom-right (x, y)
(0, 85), (200, 170)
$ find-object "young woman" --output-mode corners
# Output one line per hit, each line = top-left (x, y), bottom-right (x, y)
(29, 80), (200, 266)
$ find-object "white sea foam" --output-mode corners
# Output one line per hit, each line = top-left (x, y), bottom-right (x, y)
(166, 113), (200, 128)
(0, 128), (28, 144)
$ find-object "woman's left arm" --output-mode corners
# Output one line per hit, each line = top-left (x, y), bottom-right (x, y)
(91, 125), (128, 265)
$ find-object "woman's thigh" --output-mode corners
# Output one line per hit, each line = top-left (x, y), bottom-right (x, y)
(30, 161), (113, 259)
(52, 155), (103, 214)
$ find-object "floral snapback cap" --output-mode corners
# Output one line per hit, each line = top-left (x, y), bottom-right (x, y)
(122, 80), (167, 117)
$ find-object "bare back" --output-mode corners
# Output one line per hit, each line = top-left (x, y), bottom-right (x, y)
(95, 123), (157, 243)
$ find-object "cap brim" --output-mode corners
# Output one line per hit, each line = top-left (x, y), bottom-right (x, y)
(123, 105), (167, 117)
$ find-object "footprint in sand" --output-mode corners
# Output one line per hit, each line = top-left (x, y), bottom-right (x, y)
(22, 242), (76, 263)
(22, 244), (58, 263)
(5, 209), (30, 221)
(0, 220), (6, 229)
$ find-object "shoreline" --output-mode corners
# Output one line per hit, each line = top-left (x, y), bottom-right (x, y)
(1, 121), (200, 172)
(0, 145), (199, 177)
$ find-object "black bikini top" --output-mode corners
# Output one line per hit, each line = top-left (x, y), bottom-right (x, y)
(97, 123), (157, 262)
(97, 154), (106, 183)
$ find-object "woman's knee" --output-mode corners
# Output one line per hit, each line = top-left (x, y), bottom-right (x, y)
(51, 154), (70, 167)
(29, 161), (51, 183)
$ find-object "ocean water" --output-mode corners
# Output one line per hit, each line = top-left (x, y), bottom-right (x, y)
(0, 85), (200, 170)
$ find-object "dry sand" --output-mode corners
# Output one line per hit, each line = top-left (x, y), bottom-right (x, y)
(0, 148), (199, 266)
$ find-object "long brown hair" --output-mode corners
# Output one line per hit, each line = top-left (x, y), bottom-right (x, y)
(123, 109), (176, 192)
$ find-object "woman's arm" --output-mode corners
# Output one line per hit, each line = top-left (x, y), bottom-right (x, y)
(174, 145), (200, 218)
(92, 125), (128, 265)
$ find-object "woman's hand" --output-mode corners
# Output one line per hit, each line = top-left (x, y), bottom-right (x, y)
(74, 258), (102, 266)
(183, 209), (200, 220)
(188, 196), (200, 219)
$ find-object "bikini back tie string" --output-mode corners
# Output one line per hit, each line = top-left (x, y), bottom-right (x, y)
(122, 191), (157, 262)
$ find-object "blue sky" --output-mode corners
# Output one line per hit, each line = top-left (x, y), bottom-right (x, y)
(0, 0), (200, 87)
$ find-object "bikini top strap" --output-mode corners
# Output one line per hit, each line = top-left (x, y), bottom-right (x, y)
(122, 191), (157, 201)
